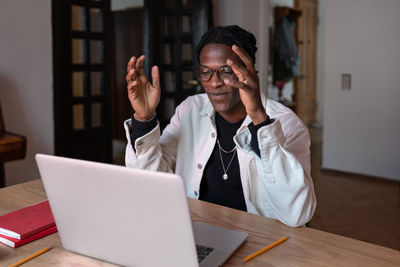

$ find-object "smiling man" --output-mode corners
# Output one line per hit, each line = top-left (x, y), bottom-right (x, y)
(124, 25), (316, 227)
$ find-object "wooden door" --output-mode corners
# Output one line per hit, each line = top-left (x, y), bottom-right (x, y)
(52, 0), (113, 162)
(294, 0), (318, 126)
(144, 0), (212, 129)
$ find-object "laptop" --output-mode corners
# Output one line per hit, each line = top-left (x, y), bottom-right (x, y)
(35, 154), (247, 267)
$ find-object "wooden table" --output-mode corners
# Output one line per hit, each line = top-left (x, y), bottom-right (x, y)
(1, 180), (399, 266)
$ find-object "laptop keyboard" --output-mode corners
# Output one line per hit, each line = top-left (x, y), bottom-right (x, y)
(196, 244), (214, 263)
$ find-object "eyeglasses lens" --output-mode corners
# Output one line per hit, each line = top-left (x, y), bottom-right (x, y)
(194, 66), (235, 82)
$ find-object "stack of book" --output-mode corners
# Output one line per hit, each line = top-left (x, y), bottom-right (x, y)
(0, 200), (57, 248)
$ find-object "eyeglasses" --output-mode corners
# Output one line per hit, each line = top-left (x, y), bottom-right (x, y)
(194, 65), (236, 82)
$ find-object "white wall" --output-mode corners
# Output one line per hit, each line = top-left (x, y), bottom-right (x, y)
(213, 0), (270, 96)
(0, 0), (54, 185)
(322, 0), (400, 180)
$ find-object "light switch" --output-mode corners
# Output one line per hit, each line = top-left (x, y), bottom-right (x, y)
(342, 73), (351, 90)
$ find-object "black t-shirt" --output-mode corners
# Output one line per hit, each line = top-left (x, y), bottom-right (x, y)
(199, 113), (247, 211)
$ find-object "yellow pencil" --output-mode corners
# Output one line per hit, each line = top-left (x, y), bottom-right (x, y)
(8, 247), (50, 267)
(243, 236), (288, 262)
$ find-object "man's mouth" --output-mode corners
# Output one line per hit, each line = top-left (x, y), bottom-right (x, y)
(208, 92), (230, 100)
(209, 92), (227, 96)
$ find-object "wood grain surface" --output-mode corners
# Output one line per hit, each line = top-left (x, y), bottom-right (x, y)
(1, 180), (399, 266)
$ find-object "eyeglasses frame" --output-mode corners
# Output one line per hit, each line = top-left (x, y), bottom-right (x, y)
(193, 65), (236, 82)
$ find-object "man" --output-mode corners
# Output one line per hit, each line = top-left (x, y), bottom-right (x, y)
(124, 25), (316, 227)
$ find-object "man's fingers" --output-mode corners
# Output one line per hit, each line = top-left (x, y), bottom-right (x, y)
(224, 78), (251, 91)
(232, 45), (256, 74)
(127, 56), (136, 73)
(127, 80), (137, 92)
(130, 68), (137, 81)
(126, 68), (138, 84)
(227, 58), (258, 88)
(127, 80), (141, 101)
(135, 55), (145, 69)
(227, 58), (249, 82)
(151, 66), (161, 90)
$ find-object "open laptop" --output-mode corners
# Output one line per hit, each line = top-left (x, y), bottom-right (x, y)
(35, 154), (247, 267)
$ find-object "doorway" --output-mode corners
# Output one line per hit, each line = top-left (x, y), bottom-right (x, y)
(294, 0), (318, 126)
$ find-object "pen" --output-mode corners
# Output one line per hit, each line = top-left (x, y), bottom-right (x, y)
(243, 236), (288, 263)
(8, 247), (50, 267)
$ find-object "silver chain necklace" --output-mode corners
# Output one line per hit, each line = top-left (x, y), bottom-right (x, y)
(216, 140), (237, 180)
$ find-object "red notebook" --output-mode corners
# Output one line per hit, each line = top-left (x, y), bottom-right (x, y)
(0, 225), (57, 248)
(0, 200), (55, 239)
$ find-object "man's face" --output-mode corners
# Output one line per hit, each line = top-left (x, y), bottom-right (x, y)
(199, 43), (244, 115)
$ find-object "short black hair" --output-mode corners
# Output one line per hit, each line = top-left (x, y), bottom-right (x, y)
(195, 25), (257, 64)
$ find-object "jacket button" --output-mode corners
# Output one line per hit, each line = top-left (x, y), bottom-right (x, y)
(197, 164), (202, 169)
(194, 191), (198, 196)
(211, 132), (216, 138)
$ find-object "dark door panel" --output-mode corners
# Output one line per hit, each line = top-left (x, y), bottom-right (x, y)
(52, 0), (112, 163)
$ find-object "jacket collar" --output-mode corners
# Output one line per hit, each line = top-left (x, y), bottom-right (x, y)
(199, 99), (252, 134)
(199, 100), (214, 118)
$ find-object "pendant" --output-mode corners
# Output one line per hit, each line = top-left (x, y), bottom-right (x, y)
(222, 173), (228, 180)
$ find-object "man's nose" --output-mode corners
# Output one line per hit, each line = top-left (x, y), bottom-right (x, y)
(209, 71), (223, 88)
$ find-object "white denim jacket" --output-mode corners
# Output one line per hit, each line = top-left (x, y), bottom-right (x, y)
(124, 94), (316, 227)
